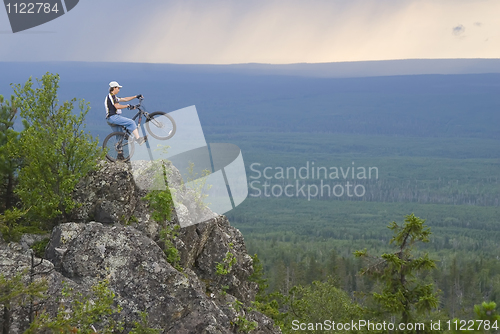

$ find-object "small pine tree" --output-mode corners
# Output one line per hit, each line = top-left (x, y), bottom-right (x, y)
(450, 301), (500, 333)
(26, 280), (123, 334)
(0, 271), (47, 334)
(355, 213), (439, 326)
(248, 254), (269, 302)
(0, 207), (32, 242)
(129, 312), (161, 334)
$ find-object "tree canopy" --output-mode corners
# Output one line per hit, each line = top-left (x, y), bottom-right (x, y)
(12, 73), (103, 225)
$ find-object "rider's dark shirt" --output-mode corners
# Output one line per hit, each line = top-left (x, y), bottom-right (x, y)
(105, 94), (122, 118)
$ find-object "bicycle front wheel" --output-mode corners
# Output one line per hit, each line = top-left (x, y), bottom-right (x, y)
(103, 131), (135, 162)
(145, 112), (176, 140)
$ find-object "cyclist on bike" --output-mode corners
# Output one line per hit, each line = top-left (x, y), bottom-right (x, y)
(105, 81), (147, 145)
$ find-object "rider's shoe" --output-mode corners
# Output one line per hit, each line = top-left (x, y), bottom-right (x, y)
(135, 136), (147, 145)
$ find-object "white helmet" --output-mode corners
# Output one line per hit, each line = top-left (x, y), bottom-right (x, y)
(109, 81), (122, 88)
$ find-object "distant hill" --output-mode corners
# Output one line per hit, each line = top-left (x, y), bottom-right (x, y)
(3, 58), (500, 81)
(1, 60), (499, 142)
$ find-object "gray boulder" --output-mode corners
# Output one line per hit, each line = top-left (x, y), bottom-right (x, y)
(0, 160), (280, 334)
(72, 160), (138, 224)
(45, 222), (233, 333)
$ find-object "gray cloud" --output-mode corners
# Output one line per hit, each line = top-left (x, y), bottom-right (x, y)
(452, 24), (465, 36)
(1, 0), (499, 63)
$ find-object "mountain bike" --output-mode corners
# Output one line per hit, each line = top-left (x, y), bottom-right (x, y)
(102, 97), (176, 162)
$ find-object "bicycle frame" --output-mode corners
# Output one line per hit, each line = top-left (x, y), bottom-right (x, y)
(109, 99), (149, 133)
(131, 99), (149, 127)
(131, 102), (166, 131)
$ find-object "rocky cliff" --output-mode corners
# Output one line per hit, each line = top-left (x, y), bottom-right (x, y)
(0, 160), (280, 334)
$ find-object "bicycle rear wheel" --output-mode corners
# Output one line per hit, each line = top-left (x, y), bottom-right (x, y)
(103, 131), (135, 162)
(145, 112), (176, 140)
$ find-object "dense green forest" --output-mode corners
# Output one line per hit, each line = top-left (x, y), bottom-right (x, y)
(217, 132), (499, 206)
(228, 198), (500, 315)
(220, 129), (500, 329)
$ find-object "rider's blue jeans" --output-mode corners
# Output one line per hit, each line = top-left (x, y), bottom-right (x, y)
(107, 114), (137, 133)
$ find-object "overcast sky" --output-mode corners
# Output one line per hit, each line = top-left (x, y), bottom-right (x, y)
(1, 0), (499, 64)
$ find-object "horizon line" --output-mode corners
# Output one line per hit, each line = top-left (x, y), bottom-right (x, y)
(1, 57), (500, 66)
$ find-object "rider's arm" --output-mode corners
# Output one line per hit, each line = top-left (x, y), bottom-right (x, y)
(114, 96), (138, 109)
(114, 103), (129, 110)
(117, 96), (137, 103)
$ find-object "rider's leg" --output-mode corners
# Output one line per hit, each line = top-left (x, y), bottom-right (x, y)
(108, 115), (139, 138)
(107, 115), (146, 144)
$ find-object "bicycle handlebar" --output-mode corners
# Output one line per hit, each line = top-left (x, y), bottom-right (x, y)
(132, 96), (144, 109)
